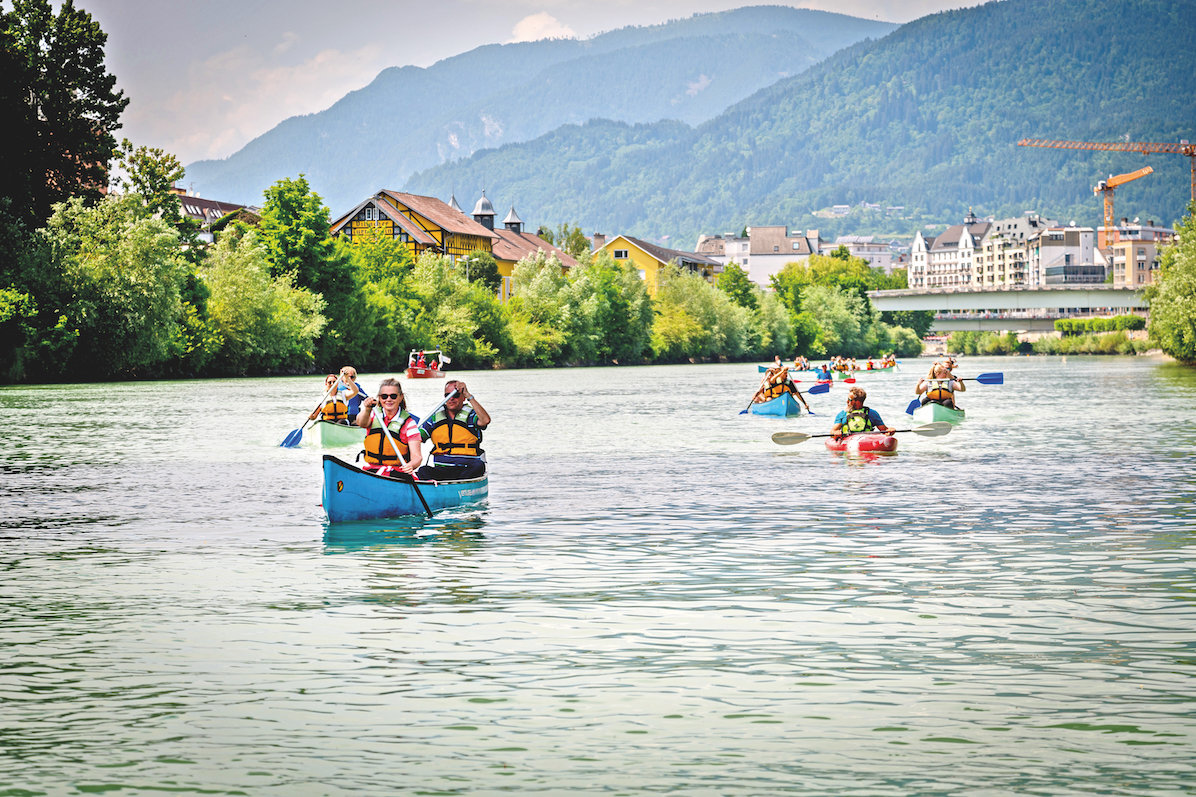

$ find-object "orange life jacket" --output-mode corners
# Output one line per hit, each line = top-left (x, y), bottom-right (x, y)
(363, 411), (413, 466)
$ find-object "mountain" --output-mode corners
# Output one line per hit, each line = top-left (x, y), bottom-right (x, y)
(403, 0), (1196, 246)
(183, 6), (895, 213)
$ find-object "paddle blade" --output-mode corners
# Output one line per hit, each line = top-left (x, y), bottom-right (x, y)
(912, 421), (953, 437)
(280, 428), (303, 447)
(904, 399), (921, 415)
(771, 431), (811, 445)
(843, 378), (856, 383)
(807, 382), (831, 395)
(975, 372), (1004, 385)
(439, 354), (452, 364)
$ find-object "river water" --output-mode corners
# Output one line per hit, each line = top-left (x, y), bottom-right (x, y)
(2, 356), (1194, 795)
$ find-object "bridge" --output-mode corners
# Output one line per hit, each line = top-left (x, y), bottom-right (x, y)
(868, 287), (1148, 332)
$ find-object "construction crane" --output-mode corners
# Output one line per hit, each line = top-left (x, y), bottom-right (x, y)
(1017, 138), (1196, 203)
(1093, 166), (1153, 248)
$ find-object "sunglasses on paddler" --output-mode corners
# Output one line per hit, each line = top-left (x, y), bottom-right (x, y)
(378, 392), (400, 399)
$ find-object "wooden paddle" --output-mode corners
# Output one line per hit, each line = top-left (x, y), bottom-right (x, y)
(771, 421), (952, 446)
(371, 406), (433, 518)
(280, 379), (340, 447)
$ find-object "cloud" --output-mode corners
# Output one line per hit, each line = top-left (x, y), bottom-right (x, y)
(273, 31), (301, 56)
(147, 40), (388, 163)
(509, 12), (576, 42)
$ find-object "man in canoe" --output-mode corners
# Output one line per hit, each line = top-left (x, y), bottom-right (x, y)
(417, 380), (491, 481)
(356, 377), (422, 476)
(831, 387), (894, 440)
(915, 362), (965, 409)
(752, 366), (812, 413)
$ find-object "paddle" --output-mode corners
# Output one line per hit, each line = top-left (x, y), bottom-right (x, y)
(280, 379), (340, 447)
(904, 372), (1003, 414)
(371, 406), (433, 518)
(771, 421), (953, 445)
(414, 388), (459, 441)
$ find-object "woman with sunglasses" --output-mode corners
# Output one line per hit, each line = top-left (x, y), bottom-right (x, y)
(355, 378), (422, 475)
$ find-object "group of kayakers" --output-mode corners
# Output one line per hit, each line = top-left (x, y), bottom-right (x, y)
(308, 365), (490, 482)
(752, 351), (956, 441)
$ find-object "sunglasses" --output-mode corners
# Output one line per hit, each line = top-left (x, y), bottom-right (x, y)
(378, 392), (400, 399)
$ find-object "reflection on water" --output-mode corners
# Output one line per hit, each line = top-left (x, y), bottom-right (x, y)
(322, 513), (489, 552)
(2, 357), (1195, 795)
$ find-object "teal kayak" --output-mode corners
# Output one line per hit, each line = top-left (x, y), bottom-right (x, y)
(912, 402), (965, 424)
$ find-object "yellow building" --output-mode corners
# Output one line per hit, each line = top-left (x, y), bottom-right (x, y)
(330, 189), (495, 259)
(594, 234), (722, 296)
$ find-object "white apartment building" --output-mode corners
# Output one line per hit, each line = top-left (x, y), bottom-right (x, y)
(973, 213), (1056, 288)
(831, 235), (893, 272)
(908, 210), (990, 289)
(1031, 225), (1103, 286)
(695, 227), (823, 286)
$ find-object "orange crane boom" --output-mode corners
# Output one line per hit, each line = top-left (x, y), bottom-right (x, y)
(1017, 138), (1196, 203)
(1093, 166), (1153, 248)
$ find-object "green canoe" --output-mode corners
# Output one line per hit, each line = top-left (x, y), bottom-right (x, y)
(912, 402), (966, 424)
(309, 420), (367, 447)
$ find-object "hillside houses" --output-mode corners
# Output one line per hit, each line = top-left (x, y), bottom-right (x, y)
(330, 189), (576, 301)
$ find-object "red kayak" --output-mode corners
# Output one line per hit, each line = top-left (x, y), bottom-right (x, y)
(825, 433), (898, 455)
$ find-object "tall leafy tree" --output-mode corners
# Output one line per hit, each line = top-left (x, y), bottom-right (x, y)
(1145, 204), (1196, 364)
(715, 263), (758, 311)
(258, 175), (354, 362)
(0, 0), (128, 227)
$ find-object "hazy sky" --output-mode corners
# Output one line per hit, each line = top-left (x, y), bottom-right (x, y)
(81, 0), (982, 165)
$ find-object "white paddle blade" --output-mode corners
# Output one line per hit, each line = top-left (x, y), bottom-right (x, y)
(771, 431), (811, 445)
(438, 354), (452, 364)
(912, 422), (953, 436)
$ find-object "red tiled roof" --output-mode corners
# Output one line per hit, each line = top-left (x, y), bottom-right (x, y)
(380, 190), (496, 239)
(492, 229), (579, 267)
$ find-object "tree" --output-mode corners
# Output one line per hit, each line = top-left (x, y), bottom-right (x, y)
(41, 194), (188, 377)
(1145, 204), (1196, 364)
(540, 223), (591, 259)
(0, 0), (128, 227)
(463, 250), (501, 293)
(715, 262), (758, 311)
(258, 175), (355, 362)
(114, 139), (204, 263)
(202, 228), (326, 374)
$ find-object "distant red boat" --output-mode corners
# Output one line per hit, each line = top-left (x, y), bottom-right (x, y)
(405, 349), (449, 379)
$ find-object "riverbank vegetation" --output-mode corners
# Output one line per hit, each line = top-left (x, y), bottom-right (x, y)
(1145, 204), (1196, 365)
(0, 164), (922, 382)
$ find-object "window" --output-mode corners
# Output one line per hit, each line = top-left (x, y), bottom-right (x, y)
(613, 249), (628, 259)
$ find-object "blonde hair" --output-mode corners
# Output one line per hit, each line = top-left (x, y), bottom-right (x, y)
(848, 387), (867, 403)
(377, 377), (407, 411)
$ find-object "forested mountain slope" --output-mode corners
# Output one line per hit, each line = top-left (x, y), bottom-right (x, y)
(405, 0), (1196, 245)
(183, 6), (894, 213)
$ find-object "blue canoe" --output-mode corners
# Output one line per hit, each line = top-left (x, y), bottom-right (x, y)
(322, 455), (488, 522)
(749, 392), (803, 417)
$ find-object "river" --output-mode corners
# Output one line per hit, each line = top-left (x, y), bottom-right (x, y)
(2, 355), (1194, 795)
